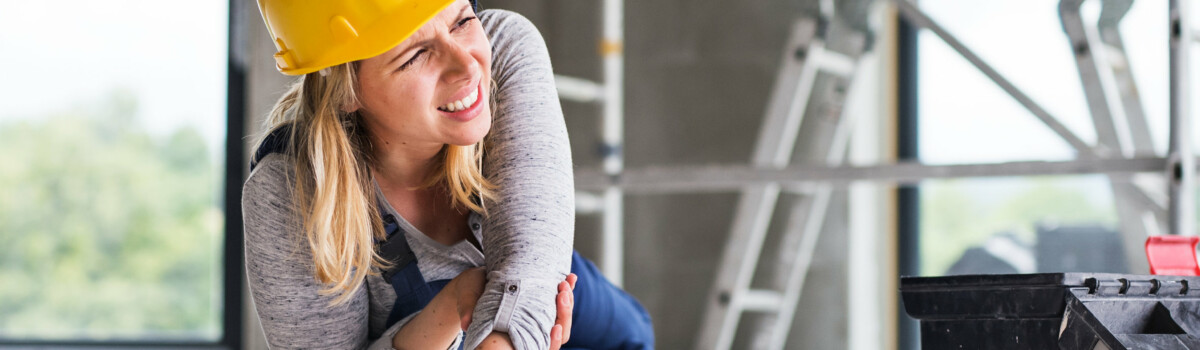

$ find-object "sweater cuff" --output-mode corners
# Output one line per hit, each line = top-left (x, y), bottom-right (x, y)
(462, 277), (560, 350)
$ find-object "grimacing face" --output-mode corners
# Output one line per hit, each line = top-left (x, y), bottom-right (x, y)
(352, 0), (492, 151)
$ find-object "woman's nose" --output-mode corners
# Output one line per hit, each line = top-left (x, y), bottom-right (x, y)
(440, 40), (480, 84)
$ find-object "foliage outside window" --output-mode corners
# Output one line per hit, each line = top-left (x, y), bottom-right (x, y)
(0, 1), (228, 342)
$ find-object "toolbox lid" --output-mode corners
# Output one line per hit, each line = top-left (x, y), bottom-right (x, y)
(901, 273), (1200, 320)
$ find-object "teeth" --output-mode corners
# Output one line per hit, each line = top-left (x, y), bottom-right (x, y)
(438, 87), (479, 112)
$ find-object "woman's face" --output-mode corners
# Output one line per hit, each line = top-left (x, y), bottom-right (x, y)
(354, 0), (492, 150)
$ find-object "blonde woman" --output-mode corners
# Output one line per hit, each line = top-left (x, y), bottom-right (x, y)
(242, 0), (653, 349)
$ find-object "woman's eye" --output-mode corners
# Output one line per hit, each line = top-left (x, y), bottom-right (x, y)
(399, 49), (426, 70)
(454, 16), (476, 30)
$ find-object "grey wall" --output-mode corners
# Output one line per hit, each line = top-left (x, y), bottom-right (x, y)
(237, 0), (859, 348)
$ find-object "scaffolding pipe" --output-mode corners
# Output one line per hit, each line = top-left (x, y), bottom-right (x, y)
(600, 0), (626, 285)
(574, 157), (1176, 192)
(1169, 0), (1196, 236)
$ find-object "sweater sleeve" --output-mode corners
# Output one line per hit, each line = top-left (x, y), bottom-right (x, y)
(243, 154), (392, 350)
(462, 9), (576, 350)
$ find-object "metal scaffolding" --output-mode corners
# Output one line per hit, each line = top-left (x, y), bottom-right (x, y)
(555, 0), (625, 286)
(559, 0), (1196, 348)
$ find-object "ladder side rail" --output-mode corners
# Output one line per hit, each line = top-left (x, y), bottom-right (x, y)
(764, 43), (873, 350)
(763, 186), (835, 350)
(1062, 0), (1159, 273)
(695, 18), (827, 350)
(758, 49), (868, 350)
(1060, 0), (1130, 156)
(1097, 0), (1155, 155)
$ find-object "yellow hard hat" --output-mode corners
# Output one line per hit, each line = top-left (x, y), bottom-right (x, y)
(257, 0), (457, 75)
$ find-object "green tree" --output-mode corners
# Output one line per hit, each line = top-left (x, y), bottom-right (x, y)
(0, 91), (223, 340)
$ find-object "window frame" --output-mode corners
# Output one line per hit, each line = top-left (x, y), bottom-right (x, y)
(896, 12), (921, 350)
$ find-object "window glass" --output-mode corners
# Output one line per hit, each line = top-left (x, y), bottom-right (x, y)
(916, 0), (1172, 275)
(0, 1), (227, 341)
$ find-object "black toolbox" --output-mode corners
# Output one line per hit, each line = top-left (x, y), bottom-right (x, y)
(900, 273), (1200, 349)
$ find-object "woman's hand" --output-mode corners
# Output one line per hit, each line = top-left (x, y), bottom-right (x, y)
(473, 273), (578, 350)
(549, 273), (578, 350)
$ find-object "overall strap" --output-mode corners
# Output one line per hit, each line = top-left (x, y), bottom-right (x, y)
(384, 263), (452, 329)
(380, 213), (453, 328)
(249, 124), (294, 171)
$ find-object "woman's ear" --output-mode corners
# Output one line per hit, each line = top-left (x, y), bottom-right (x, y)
(341, 62), (363, 114)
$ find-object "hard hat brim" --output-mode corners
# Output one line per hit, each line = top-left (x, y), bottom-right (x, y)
(274, 0), (457, 76)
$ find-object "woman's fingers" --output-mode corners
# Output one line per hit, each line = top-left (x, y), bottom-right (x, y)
(556, 282), (574, 344)
(551, 273), (577, 347)
(549, 324), (563, 350)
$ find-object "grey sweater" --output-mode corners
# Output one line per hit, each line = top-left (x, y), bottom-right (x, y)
(242, 10), (574, 350)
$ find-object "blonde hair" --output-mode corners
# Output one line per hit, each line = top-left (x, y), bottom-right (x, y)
(258, 63), (494, 305)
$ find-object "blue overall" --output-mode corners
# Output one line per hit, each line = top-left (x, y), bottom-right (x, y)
(251, 125), (653, 349)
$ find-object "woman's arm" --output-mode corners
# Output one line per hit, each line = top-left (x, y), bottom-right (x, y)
(391, 267), (485, 350)
(243, 154), (374, 349)
(392, 269), (578, 350)
(463, 9), (576, 350)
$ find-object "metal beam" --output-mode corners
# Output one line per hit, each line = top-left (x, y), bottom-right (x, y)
(576, 157), (1175, 192)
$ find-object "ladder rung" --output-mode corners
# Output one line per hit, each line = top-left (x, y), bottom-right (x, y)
(740, 289), (783, 312)
(555, 75), (605, 103)
(575, 191), (604, 214)
(812, 49), (856, 77)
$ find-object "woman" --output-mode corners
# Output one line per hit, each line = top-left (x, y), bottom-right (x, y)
(242, 0), (653, 349)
